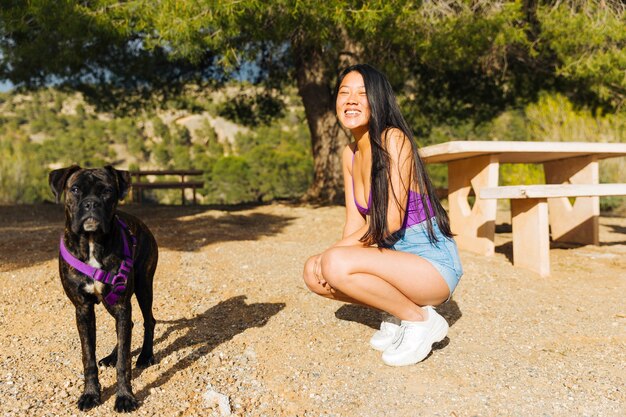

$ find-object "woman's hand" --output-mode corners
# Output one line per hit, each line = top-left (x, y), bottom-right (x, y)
(313, 254), (334, 293)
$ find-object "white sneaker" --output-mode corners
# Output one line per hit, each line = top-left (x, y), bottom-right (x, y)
(381, 306), (448, 366)
(369, 312), (401, 351)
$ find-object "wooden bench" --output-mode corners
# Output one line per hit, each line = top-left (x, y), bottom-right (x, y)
(480, 184), (626, 277)
(130, 170), (204, 205)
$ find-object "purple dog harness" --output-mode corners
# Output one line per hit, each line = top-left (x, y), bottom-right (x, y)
(59, 217), (136, 306)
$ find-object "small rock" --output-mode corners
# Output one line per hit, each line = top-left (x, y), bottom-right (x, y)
(203, 384), (231, 416)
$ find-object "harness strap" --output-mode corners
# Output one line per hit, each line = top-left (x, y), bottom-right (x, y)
(59, 217), (136, 306)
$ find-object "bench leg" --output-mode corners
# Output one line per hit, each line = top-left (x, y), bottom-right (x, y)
(544, 156), (600, 245)
(448, 155), (499, 256)
(511, 198), (550, 277)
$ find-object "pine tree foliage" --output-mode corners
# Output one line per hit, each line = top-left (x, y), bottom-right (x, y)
(0, 1), (624, 208)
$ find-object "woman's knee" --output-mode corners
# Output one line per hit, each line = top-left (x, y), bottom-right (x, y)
(302, 255), (323, 293)
(319, 248), (351, 287)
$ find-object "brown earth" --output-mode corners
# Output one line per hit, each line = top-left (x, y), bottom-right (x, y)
(0, 203), (624, 417)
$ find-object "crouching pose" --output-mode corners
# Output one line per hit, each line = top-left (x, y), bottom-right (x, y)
(303, 64), (463, 366)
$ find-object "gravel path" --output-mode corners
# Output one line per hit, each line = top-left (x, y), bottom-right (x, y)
(0, 203), (624, 417)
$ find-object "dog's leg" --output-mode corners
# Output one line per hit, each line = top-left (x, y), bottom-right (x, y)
(135, 267), (157, 367)
(75, 303), (101, 411)
(113, 304), (138, 412)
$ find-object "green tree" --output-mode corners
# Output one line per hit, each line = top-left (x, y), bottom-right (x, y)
(2, 1), (625, 203)
(236, 118), (313, 202)
(0, 135), (48, 203)
(207, 156), (254, 204)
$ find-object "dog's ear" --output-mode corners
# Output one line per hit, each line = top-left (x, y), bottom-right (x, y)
(48, 165), (82, 203)
(105, 165), (132, 201)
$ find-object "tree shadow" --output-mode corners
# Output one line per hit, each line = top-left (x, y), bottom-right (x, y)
(0, 203), (295, 270)
(100, 295), (285, 404)
(114, 204), (296, 252)
(0, 204), (65, 271)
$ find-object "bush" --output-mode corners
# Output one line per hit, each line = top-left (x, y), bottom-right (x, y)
(200, 114), (313, 204)
(205, 156), (255, 204)
(0, 136), (50, 203)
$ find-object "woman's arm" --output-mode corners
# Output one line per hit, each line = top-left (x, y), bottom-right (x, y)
(384, 128), (413, 233)
(335, 144), (367, 247)
(312, 145), (368, 286)
(334, 223), (370, 247)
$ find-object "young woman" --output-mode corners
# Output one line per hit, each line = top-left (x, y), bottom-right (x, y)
(303, 64), (463, 366)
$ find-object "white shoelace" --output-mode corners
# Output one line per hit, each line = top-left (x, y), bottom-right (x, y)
(391, 321), (430, 349)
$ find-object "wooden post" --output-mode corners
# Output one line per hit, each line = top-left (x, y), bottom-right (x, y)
(181, 174), (186, 205)
(544, 156), (599, 245)
(447, 155), (499, 256)
(131, 173), (139, 203)
(136, 173), (143, 204)
(511, 198), (550, 277)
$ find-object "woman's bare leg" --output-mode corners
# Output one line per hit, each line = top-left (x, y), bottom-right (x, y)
(302, 247), (449, 321)
(304, 255), (363, 304)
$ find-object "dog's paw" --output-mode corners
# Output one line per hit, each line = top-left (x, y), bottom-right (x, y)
(98, 354), (117, 367)
(136, 353), (156, 368)
(77, 393), (101, 411)
(114, 394), (138, 413)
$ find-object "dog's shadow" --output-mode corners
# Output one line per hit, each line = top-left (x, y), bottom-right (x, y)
(101, 295), (285, 403)
(334, 299), (462, 352)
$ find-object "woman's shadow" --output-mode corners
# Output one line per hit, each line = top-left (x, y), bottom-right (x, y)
(334, 299), (462, 352)
(105, 295), (285, 402)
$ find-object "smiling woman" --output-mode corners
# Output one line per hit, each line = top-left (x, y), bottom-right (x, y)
(302, 64), (463, 367)
(336, 71), (371, 136)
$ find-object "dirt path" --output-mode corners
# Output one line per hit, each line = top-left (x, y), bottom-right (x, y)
(0, 203), (624, 416)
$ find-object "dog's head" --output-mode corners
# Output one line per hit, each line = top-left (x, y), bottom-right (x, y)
(49, 165), (131, 234)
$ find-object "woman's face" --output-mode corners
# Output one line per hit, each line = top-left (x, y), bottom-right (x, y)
(336, 71), (371, 136)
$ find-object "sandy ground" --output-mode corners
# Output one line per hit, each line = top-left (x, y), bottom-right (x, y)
(0, 203), (624, 417)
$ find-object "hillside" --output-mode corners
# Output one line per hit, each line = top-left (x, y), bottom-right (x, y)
(0, 86), (312, 205)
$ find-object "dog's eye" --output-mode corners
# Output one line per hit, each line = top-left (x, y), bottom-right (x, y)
(70, 186), (80, 195)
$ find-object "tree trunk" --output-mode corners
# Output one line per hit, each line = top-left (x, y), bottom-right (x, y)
(293, 44), (356, 204)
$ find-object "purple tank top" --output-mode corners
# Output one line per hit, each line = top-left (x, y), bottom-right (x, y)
(352, 152), (433, 227)
(403, 190), (434, 228)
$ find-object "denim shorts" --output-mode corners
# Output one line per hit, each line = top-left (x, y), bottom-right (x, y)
(389, 219), (463, 299)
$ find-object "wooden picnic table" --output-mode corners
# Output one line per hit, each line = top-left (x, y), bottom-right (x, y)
(130, 170), (204, 205)
(419, 140), (626, 256)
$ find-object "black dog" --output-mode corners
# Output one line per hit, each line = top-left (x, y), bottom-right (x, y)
(49, 165), (158, 412)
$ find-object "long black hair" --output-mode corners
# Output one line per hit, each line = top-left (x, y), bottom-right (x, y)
(335, 64), (452, 246)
